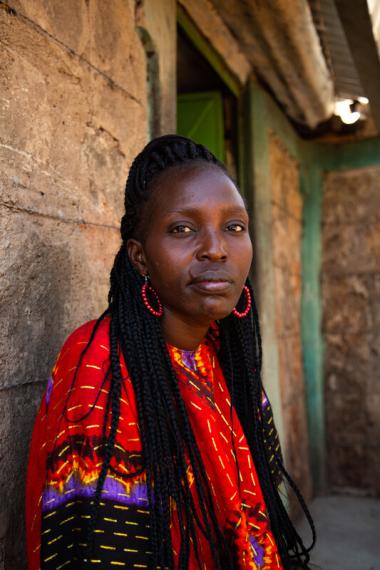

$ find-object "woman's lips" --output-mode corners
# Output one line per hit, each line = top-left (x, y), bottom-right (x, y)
(189, 279), (232, 294)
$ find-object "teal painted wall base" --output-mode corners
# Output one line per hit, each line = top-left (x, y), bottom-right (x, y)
(300, 151), (326, 491)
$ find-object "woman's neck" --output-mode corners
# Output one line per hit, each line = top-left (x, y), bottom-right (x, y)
(162, 309), (210, 351)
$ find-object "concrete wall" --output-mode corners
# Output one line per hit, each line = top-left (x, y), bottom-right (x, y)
(322, 166), (380, 496)
(269, 134), (312, 506)
(0, 1), (175, 566)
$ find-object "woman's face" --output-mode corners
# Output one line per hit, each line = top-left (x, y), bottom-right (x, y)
(128, 163), (253, 325)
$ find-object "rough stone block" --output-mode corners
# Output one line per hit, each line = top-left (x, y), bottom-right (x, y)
(325, 361), (370, 397)
(328, 443), (366, 491)
(7, 0), (145, 100)
(323, 165), (380, 495)
(326, 392), (368, 447)
(322, 221), (380, 276)
(323, 167), (380, 225)
(322, 274), (373, 334)
(0, 10), (146, 228)
(0, 208), (120, 389)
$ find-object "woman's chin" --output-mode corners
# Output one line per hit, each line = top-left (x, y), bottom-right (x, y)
(198, 298), (235, 321)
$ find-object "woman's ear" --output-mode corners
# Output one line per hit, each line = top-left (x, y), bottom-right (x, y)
(126, 239), (147, 276)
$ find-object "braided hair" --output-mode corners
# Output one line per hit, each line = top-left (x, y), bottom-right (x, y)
(78, 135), (315, 569)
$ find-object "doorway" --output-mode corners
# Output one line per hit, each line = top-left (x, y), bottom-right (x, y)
(176, 24), (239, 182)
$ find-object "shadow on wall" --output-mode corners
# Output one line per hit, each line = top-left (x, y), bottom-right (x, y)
(0, 225), (72, 568)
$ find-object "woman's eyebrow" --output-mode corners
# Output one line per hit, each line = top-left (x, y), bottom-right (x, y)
(166, 205), (249, 216)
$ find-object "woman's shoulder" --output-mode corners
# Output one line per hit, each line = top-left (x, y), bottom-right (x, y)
(45, 313), (114, 419)
(52, 313), (111, 375)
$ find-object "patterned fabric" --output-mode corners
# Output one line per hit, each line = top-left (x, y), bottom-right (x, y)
(26, 316), (283, 569)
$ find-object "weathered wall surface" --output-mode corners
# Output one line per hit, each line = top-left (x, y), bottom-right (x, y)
(269, 134), (313, 506)
(137, 0), (176, 135)
(0, 0), (177, 566)
(322, 166), (380, 496)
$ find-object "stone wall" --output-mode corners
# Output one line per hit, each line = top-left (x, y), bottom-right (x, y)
(322, 166), (380, 496)
(0, 1), (175, 566)
(269, 134), (313, 506)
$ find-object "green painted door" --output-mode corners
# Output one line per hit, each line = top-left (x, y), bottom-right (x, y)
(177, 91), (225, 161)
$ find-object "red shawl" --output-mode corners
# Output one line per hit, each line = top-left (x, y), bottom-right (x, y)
(26, 316), (283, 569)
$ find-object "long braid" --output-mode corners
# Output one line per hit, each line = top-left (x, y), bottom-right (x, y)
(79, 134), (314, 569)
(219, 282), (315, 568)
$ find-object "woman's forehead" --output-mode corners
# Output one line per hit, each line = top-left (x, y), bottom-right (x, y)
(148, 162), (244, 209)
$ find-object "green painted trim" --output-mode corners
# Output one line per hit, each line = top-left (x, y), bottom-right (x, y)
(177, 4), (241, 97)
(247, 81), (287, 453)
(320, 137), (380, 171)
(300, 151), (326, 491)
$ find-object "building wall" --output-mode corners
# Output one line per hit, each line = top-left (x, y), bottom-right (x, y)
(322, 165), (380, 496)
(269, 134), (312, 504)
(0, 1), (175, 566)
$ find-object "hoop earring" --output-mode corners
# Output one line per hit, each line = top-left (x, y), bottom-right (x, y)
(141, 275), (164, 317)
(232, 285), (251, 318)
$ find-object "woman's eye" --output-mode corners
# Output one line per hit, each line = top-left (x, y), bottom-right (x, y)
(227, 223), (245, 232)
(171, 224), (194, 234)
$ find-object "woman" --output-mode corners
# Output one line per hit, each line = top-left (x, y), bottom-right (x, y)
(26, 135), (315, 569)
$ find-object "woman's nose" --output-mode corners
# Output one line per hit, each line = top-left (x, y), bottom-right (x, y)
(196, 228), (227, 261)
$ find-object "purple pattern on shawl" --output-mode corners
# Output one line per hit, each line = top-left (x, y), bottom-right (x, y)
(249, 535), (265, 567)
(45, 376), (53, 406)
(180, 350), (198, 372)
(42, 475), (149, 512)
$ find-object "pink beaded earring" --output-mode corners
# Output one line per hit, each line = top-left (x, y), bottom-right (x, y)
(232, 285), (251, 318)
(141, 275), (164, 317)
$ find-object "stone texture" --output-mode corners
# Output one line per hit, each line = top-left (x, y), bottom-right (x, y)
(269, 135), (312, 506)
(0, 8), (146, 228)
(327, 444), (367, 491)
(322, 167), (380, 496)
(0, 208), (120, 390)
(322, 222), (380, 276)
(322, 274), (374, 334)
(7, 0), (145, 100)
(0, 383), (45, 569)
(322, 167), (380, 225)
